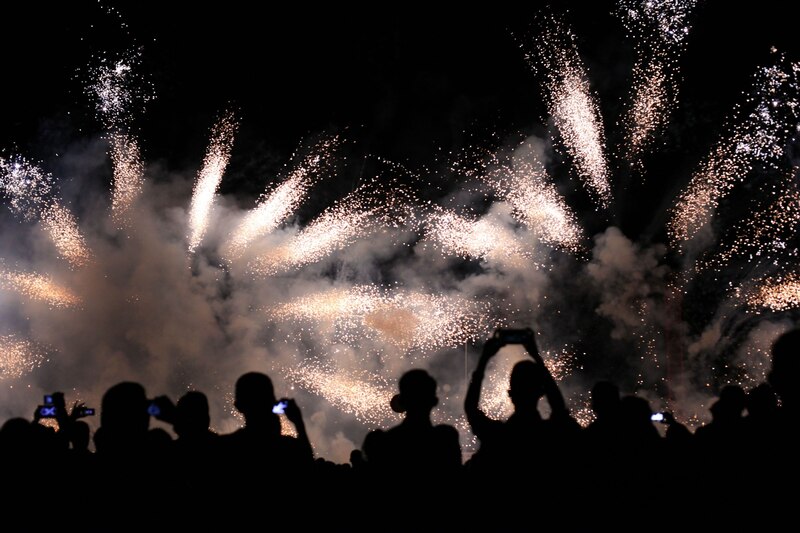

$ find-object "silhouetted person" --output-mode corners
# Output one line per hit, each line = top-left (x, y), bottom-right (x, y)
(769, 329), (800, 417)
(359, 369), (461, 525)
(694, 385), (747, 449)
(585, 380), (621, 445)
(174, 391), (216, 445)
(362, 369), (461, 477)
(221, 372), (313, 487)
(465, 330), (579, 477)
(93, 381), (149, 457)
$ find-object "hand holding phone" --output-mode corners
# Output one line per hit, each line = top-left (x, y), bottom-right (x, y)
(272, 400), (289, 415)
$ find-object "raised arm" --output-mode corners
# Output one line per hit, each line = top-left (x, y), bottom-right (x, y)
(465, 337), (502, 437)
(522, 335), (569, 417)
(282, 398), (314, 463)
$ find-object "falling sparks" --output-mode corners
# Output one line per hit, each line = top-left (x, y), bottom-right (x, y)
(274, 286), (494, 351)
(669, 57), (800, 244)
(283, 360), (394, 425)
(525, 17), (611, 206)
(0, 156), (54, 219)
(40, 203), (92, 269)
(425, 209), (529, 267)
(743, 271), (800, 312)
(0, 265), (80, 308)
(187, 112), (238, 252)
(109, 133), (144, 227)
(698, 171), (800, 271)
(226, 136), (340, 260)
(0, 334), (49, 380)
(618, 0), (697, 161)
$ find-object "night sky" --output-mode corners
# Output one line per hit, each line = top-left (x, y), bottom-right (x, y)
(3, 2), (799, 209)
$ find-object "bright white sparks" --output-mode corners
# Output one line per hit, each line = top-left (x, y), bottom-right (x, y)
(0, 334), (49, 380)
(744, 271), (800, 312)
(188, 112), (238, 252)
(0, 265), (80, 308)
(226, 136), (341, 260)
(109, 133), (144, 227)
(526, 18), (611, 206)
(669, 58), (800, 244)
(283, 360), (394, 425)
(425, 209), (529, 267)
(274, 286), (493, 351)
(41, 203), (93, 269)
(0, 156), (54, 219)
(618, 1), (697, 161)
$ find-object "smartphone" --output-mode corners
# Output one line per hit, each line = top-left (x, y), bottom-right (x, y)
(76, 407), (96, 417)
(43, 394), (54, 405)
(272, 400), (289, 415)
(494, 328), (534, 344)
(147, 401), (161, 417)
(38, 405), (58, 418)
(650, 412), (666, 423)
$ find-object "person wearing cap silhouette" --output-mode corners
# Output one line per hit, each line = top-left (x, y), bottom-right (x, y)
(362, 369), (461, 478)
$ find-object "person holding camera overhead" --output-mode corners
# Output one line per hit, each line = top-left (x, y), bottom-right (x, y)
(464, 329), (580, 479)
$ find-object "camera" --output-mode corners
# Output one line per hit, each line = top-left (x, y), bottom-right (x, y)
(651, 412), (667, 423)
(37, 394), (59, 418)
(74, 406), (96, 417)
(147, 401), (161, 417)
(37, 405), (58, 418)
(272, 400), (289, 415)
(494, 328), (534, 345)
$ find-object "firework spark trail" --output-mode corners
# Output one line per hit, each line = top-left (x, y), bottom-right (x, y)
(273, 286), (382, 322)
(669, 58), (800, 244)
(282, 360), (394, 425)
(482, 147), (583, 252)
(0, 265), (80, 308)
(274, 286), (494, 351)
(226, 137), (341, 260)
(698, 171), (800, 271)
(618, 0), (696, 161)
(425, 209), (529, 267)
(109, 133), (144, 227)
(86, 50), (154, 130)
(0, 334), (49, 380)
(251, 179), (415, 275)
(40, 203), (93, 269)
(525, 17), (611, 206)
(187, 112), (238, 252)
(742, 271), (800, 312)
(0, 156), (54, 219)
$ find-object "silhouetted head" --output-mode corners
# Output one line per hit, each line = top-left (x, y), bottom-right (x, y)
(0, 418), (33, 452)
(234, 372), (276, 421)
(591, 381), (620, 420)
(175, 391), (211, 438)
(100, 382), (149, 437)
(391, 369), (438, 417)
(769, 329), (800, 407)
(710, 385), (746, 422)
(69, 420), (91, 452)
(619, 396), (654, 428)
(508, 360), (547, 411)
(747, 383), (779, 418)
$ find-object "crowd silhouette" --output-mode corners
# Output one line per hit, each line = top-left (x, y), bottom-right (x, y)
(2, 328), (798, 529)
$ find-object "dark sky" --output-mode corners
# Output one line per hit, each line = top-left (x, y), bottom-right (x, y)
(2, 1), (799, 226)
